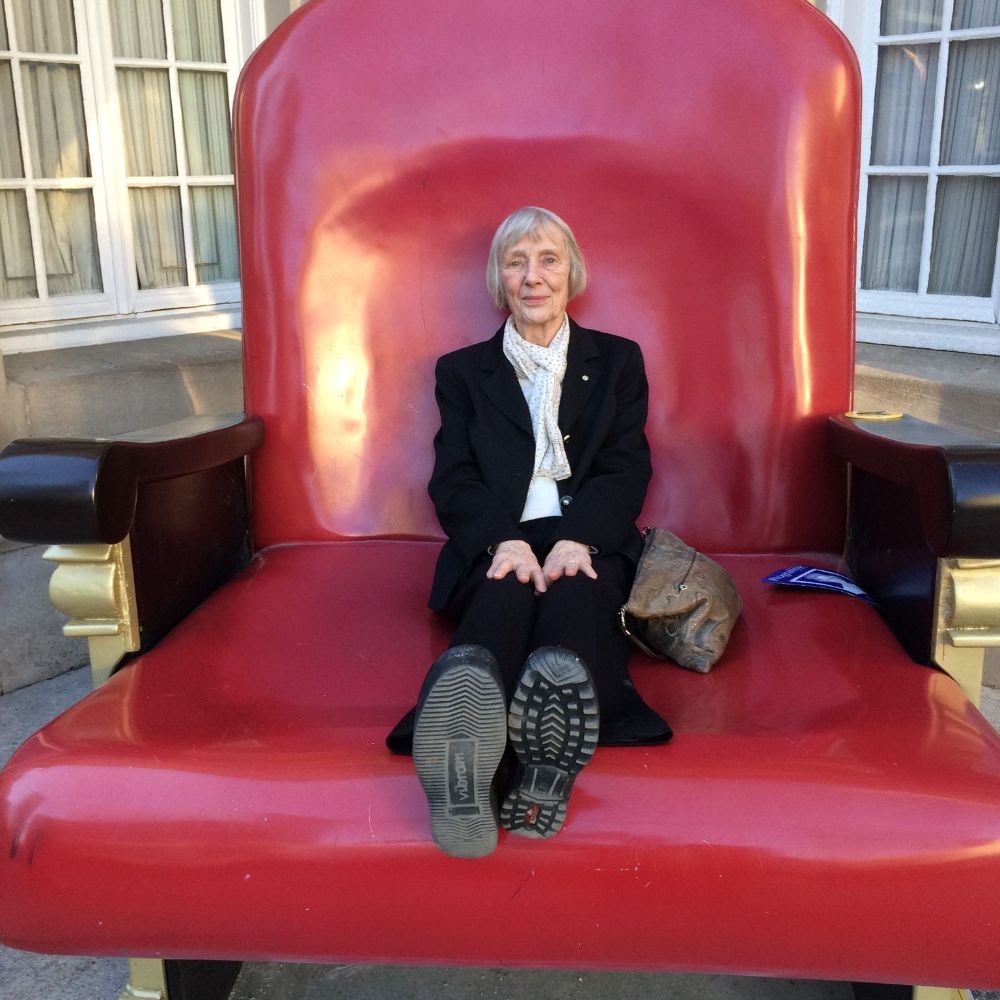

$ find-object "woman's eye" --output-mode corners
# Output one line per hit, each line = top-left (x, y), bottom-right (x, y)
(504, 260), (523, 269)
(543, 257), (558, 265)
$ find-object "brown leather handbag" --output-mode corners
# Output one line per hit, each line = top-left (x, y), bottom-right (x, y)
(619, 528), (742, 673)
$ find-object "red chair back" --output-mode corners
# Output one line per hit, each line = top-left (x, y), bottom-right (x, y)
(234, 0), (859, 553)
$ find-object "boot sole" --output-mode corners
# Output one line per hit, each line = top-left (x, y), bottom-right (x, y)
(501, 647), (599, 838)
(413, 645), (507, 858)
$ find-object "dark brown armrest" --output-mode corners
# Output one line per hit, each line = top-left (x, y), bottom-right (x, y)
(0, 413), (264, 659)
(827, 413), (1000, 664)
(828, 413), (1000, 557)
(0, 413), (263, 544)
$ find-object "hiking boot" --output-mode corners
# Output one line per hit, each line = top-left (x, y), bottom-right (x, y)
(500, 647), (599, 838)
(413, 644), (507, 858)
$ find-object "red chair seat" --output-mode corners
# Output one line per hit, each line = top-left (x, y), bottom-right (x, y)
(2, 541), (999, 985)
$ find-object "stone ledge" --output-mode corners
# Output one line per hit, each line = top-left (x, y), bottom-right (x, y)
(1, 331), (244, 447)
(855, 343), (1000, 439)
(3, 336), (998, 692)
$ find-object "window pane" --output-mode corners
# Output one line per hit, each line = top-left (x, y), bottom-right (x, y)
(111, 0), (167, 59)
(928, 177), (1000, 295)
(0, 1), (8, 50)
(179, 71), (231, 175)
(861, 176), (927, 291)
(940, 39), (1000, 165)
(171, 0), (225, 62)
(118, 68), (177, 176)
(880, 0), (943, 34)
(953, 0), (1000, 28)
(191, 185), (238, 283)
(0, 63), (24, 177)
(22, 62), (90, 178)
(130, 186), (186, 288)
(39, 189), (101, 294)
(0, 189), (37, 298)
(870, 45), (938, 165)
(12, 0), (77, 54)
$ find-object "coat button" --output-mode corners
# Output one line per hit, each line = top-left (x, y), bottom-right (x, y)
(560, 495), (572, 508)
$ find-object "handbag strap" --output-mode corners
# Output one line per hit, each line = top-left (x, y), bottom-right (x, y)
(618, 607), (664, 660)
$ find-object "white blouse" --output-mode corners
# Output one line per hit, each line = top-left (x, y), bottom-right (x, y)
(513, 352), (568, 522)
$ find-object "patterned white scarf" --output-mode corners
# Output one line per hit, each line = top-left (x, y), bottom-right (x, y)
(502, 314), (571, 482)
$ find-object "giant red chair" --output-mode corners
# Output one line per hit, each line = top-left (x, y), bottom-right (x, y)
(2, 2), (1000, 999)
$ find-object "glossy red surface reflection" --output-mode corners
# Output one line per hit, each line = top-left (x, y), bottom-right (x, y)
(3, 0), (1000, 987)
(235, 0), (857, 552)
(2, 546), (1000, 984)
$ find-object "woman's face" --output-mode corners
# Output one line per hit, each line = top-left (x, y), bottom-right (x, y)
(500, 226), (570, 339)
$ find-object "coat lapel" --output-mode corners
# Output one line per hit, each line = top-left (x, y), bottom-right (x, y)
(479, 328), (533, 435)
(559, 319), (601, 433)
(479, 319), (601, 437)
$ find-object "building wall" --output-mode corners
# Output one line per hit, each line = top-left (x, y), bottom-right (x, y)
(0, 0), (998, 359)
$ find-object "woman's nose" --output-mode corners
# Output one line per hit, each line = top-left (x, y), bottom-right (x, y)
(524, 260), (541, 282)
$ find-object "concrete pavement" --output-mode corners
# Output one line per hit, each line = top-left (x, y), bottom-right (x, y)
(2, 667), (999, 1000)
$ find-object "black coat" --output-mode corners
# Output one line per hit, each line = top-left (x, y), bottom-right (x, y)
(428, 317), (652, 611)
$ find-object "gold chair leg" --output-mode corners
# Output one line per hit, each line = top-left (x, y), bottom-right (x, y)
(913, 987), (974, 1000)
(117, 958), (168, 1000)
(43, 538), (140, 687)
(932, 558), (1000, 706)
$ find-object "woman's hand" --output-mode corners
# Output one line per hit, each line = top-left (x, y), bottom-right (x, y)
(542, 540), (598, 582)
(487, 540), (548, 594)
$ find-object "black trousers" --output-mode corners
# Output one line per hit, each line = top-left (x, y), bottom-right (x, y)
(386, 527), (672, 752)
(448, 549), (634, 698)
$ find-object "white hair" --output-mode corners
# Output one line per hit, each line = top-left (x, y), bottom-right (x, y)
(485, 206), (588, 309)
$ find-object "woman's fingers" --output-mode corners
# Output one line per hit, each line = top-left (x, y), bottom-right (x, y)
(486, 559), (509, 580)
(486, 553), (511, 579)
(487, 540), (527, 579)
(487, 540), (546, 592)
(488, 539), (599, 590)
(543, 540), (598, 582)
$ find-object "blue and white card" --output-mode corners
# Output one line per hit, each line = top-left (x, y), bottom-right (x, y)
(763, 566), (876, 604)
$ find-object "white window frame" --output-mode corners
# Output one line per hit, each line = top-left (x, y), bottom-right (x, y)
(1, 0), (259, 353)
(92, 0), (243, 312)
(854, 0), (1000, 327)
(0, 0), (118, 325)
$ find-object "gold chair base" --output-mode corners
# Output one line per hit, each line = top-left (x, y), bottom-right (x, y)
(118, 959), (167, 1000)
(43, 539), (140, 686)
(914, 988), (973, 1000)
(933, 558), (1000, 707)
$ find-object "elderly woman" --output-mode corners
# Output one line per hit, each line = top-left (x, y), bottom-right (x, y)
(387, 207), (670, 858)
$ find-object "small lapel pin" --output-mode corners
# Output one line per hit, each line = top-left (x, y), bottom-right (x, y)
(581, 374), (589, 381)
